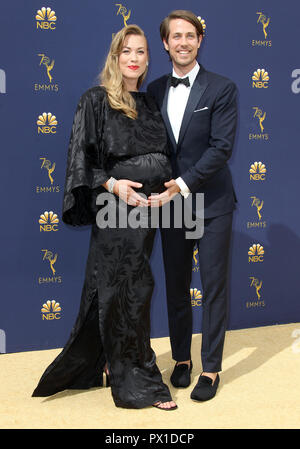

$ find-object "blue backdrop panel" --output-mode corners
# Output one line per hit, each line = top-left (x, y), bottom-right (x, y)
(0, 1), (299, 353)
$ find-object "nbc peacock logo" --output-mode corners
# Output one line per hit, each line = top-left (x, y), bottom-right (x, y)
(249, 161), (266, 181)
(39, 210), (59, 232)
(41, 300), (61, 320)
(252, 68), (269, 88)
(248, 243), (264, 263)
(36, 7), (57, 30)
(190, 288), (202, 307)
(37, 112), (58, 134)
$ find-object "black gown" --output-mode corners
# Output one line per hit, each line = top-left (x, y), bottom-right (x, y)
(32, 86), (173, 408)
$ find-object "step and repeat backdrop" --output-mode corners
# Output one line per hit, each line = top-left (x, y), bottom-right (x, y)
(1, 1), (299, 353)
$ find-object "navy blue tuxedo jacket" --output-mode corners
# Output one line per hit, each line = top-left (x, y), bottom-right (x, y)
(147, 65), (238, 219)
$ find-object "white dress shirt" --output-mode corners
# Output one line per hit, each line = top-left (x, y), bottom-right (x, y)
(167, 62), (200, 198)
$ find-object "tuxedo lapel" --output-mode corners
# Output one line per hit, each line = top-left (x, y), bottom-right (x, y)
(160, 76), (177, 151)
(177, 66), (209, 148)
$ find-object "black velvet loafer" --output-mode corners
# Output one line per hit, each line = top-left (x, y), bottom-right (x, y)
(190, 373), (220, 401)
(170, 361), (193, 388)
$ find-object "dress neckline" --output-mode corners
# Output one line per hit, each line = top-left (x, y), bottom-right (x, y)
(129, 91), (144, 95)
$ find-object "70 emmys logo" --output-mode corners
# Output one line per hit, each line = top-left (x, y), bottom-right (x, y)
(252, 12), (271, 47)
(116, 3), (131, 27)
(246, 277), (265, 308)
(38, 249), (62, 285)
(249, 107), (269, 141)
(247, 196), (266, 229)
(36, 7), (57, 30)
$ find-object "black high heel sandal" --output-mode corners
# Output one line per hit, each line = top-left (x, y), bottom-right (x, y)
(152, 401), (178, 411)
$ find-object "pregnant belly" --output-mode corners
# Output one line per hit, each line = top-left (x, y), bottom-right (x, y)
(107, 153), (172, 196)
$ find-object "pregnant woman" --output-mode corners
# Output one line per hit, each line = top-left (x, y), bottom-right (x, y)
(32, 25), (177, 410)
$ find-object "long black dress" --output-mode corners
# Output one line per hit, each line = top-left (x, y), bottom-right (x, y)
(32, 87), (173, 408)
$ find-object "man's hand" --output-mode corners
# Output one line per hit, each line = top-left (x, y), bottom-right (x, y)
(148, 179), (180, 207)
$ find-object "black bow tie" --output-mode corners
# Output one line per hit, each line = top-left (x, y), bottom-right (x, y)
(171, 76), (190, 88)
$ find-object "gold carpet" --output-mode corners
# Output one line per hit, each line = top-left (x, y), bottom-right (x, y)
(1, 322), (300, 429)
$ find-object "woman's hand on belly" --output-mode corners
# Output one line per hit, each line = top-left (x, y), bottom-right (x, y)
(114, 179), (149, 207)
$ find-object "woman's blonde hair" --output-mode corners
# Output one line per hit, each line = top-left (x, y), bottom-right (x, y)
(100, 25), (148, 119)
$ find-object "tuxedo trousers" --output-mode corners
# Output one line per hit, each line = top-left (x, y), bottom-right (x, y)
(160, 205), (233, 372)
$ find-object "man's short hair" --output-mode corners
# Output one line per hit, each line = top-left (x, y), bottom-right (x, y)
(160, 10), (203, 43)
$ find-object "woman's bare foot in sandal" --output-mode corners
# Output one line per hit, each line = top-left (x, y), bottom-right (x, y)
(153, 400), (177, 410)
(104, 362), (109, 375)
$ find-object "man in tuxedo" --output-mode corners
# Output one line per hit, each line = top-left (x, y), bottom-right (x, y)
(147, 10), (238, 401)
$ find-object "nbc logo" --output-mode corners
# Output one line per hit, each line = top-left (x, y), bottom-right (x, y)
(249, 162), (266, 181)
(36, 7), (57, 30)
(190, 288), (202, 306)
(248, 243), (264, 263)
(41, 300), (61, 320)
(252, 68), (269, 88)
(39, 211), (59, 232)
(37, 112), (58, 134)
